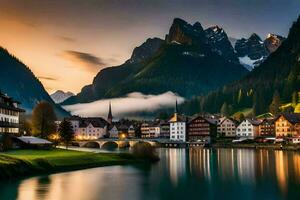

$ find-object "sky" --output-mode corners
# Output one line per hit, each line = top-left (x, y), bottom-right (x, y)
(0, 0), (299, 94)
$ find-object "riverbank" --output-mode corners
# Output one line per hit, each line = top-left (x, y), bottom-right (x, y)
(212, 143), (300, 151)
(0, 148), (151, 181)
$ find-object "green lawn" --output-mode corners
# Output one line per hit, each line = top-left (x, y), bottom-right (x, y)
(0, 148), (141, 181)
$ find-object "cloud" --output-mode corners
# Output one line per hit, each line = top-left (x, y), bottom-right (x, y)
(63, 91), (184, 118)
(57, 36), (76, 43)
(62, 50), (106, 72)
(38, 76), (57, 81)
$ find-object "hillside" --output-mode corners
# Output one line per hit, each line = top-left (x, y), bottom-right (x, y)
(63, 18), (248, 105)
(0, 47), (69, 118)
(182, 16), (300, 116)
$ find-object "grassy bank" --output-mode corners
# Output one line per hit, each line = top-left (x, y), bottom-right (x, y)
(0, 149), (148, 181)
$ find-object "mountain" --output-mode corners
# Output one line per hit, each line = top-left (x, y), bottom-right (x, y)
(0, 47), (70, 118)
(264, 33), (285, 53)
(182, 16), (300, 116)
(51, 90), (74, 103)
(63, 18), (248, 105)
(235, 33), (285, 70)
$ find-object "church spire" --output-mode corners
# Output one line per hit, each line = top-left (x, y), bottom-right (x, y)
(107, 101), (113, 124)
(175, 99), (178, 113)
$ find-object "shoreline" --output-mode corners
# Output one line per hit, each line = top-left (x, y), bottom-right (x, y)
(211, 143), (300, 151)
(0, 148), (152, 182)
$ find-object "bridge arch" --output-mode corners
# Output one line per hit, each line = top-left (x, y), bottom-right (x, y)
(82, 141), (101, 148)
(101, 141), (118, 150)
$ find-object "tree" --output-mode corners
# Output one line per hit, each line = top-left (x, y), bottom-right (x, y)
(236, 113), (245, 122)
(31, 101), (57, 139)
(292, 92), (298, 107)
(269, 91), (281, 116)
(220, 102), (230, 116)
(58, 119), (74, 149)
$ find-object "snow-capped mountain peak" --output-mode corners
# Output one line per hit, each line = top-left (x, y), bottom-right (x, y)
(50, 90), (74, 104)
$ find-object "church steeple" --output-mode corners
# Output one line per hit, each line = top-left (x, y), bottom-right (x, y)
(175, 99), (178, 113)
(107, 101), (113, 124)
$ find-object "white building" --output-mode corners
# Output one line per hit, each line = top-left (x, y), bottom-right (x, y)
(217, 117), (237, 137)
(236, 119), (261, 139)
(0, 92), (24, 135)
(169, 101), (186, 142)
(67, 117), (107, 140)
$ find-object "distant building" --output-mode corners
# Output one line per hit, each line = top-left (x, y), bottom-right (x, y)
(217, 117), (237, 137)
(258, 118), (275, 137)
(140, 121), (160, 138)
(159, 121), (170, 139)
(236, 119), (261, 139)
(67, 116), (107, 140)
(141, 122), (150, 138)
(275, 113), (300, 137)
(187, 115), (217, 143)
(0, 92), (25, 136)
(169, 101), (187, 142)
(109, 125), (119, 138)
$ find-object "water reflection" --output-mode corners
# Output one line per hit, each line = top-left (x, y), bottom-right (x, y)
(1, 148), (300, 200)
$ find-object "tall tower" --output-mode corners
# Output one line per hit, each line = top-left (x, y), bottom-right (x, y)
(175, 99), (178, 113)
(107, 101), (113, 124)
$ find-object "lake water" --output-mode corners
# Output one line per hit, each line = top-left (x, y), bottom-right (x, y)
(1, 148), (300, 200)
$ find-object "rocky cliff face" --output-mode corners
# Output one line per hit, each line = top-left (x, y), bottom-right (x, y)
(205, 25), (238, 63)
(235, 33), (285, 70)
(51, 90), (74, 104)
(165, 18), (206, 46)
(235, 33), (268, 60)
(264, 33), (285, 53)
(63, 18), (248, 105)
(126, 38), (164, 64)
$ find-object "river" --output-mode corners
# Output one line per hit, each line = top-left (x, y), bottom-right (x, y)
(1, 148), (300, 200)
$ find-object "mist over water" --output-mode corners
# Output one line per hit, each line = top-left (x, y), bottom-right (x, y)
(63, 91), (184, 118)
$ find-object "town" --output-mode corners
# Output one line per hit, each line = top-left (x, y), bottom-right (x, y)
(1, 91), (300, 150)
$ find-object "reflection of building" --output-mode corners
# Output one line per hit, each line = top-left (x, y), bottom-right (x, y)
(275, 113), (300, 137)
(236, 149), (256, 185)
(168, 149), (187, 185)
(236, 119), (260, 139)
(187, 116), (217, 143)
(217, 117), (237, 137)
(0, 92), (25, 136)
(169, 101), (186, 142)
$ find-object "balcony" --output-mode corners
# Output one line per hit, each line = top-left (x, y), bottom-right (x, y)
(0, 121), (19, 128)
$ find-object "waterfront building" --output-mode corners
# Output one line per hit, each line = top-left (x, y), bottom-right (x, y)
(141, 121), (160, 138)
(159, 121), (170, 139)
(67, 116), (107, 140)
(141, 122), (150, 138)
(275, 113), (300, 137)
(236, 119), (261, 139)
(169, 101), (187, 142)
(0, 92), (24, 136)
(258, 118), (275, 137)
(109, 125), (119, 138)
(217, 117), (237, 137)
(187, 115), (217, 143)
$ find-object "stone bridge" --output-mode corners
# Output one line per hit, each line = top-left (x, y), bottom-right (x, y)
(75, 139), (160, 149)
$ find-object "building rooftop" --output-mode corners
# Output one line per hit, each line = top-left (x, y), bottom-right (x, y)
(17, 136), (52, 144)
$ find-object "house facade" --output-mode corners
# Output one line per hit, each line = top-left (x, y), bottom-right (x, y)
(275, 113), (300, 137)
(0, 92), (24, 136)
(159, 122), (170, 139)
(236, 119), (260, 139)
(187, 116), (217, 143)
(141, 122), (150, 138)
(217, 117), (237, 137)
(258, 118), (275, 137)
(67, 117), (107, 140)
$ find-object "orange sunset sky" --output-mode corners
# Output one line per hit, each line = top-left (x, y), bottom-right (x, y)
(0, 0), (299, 94)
